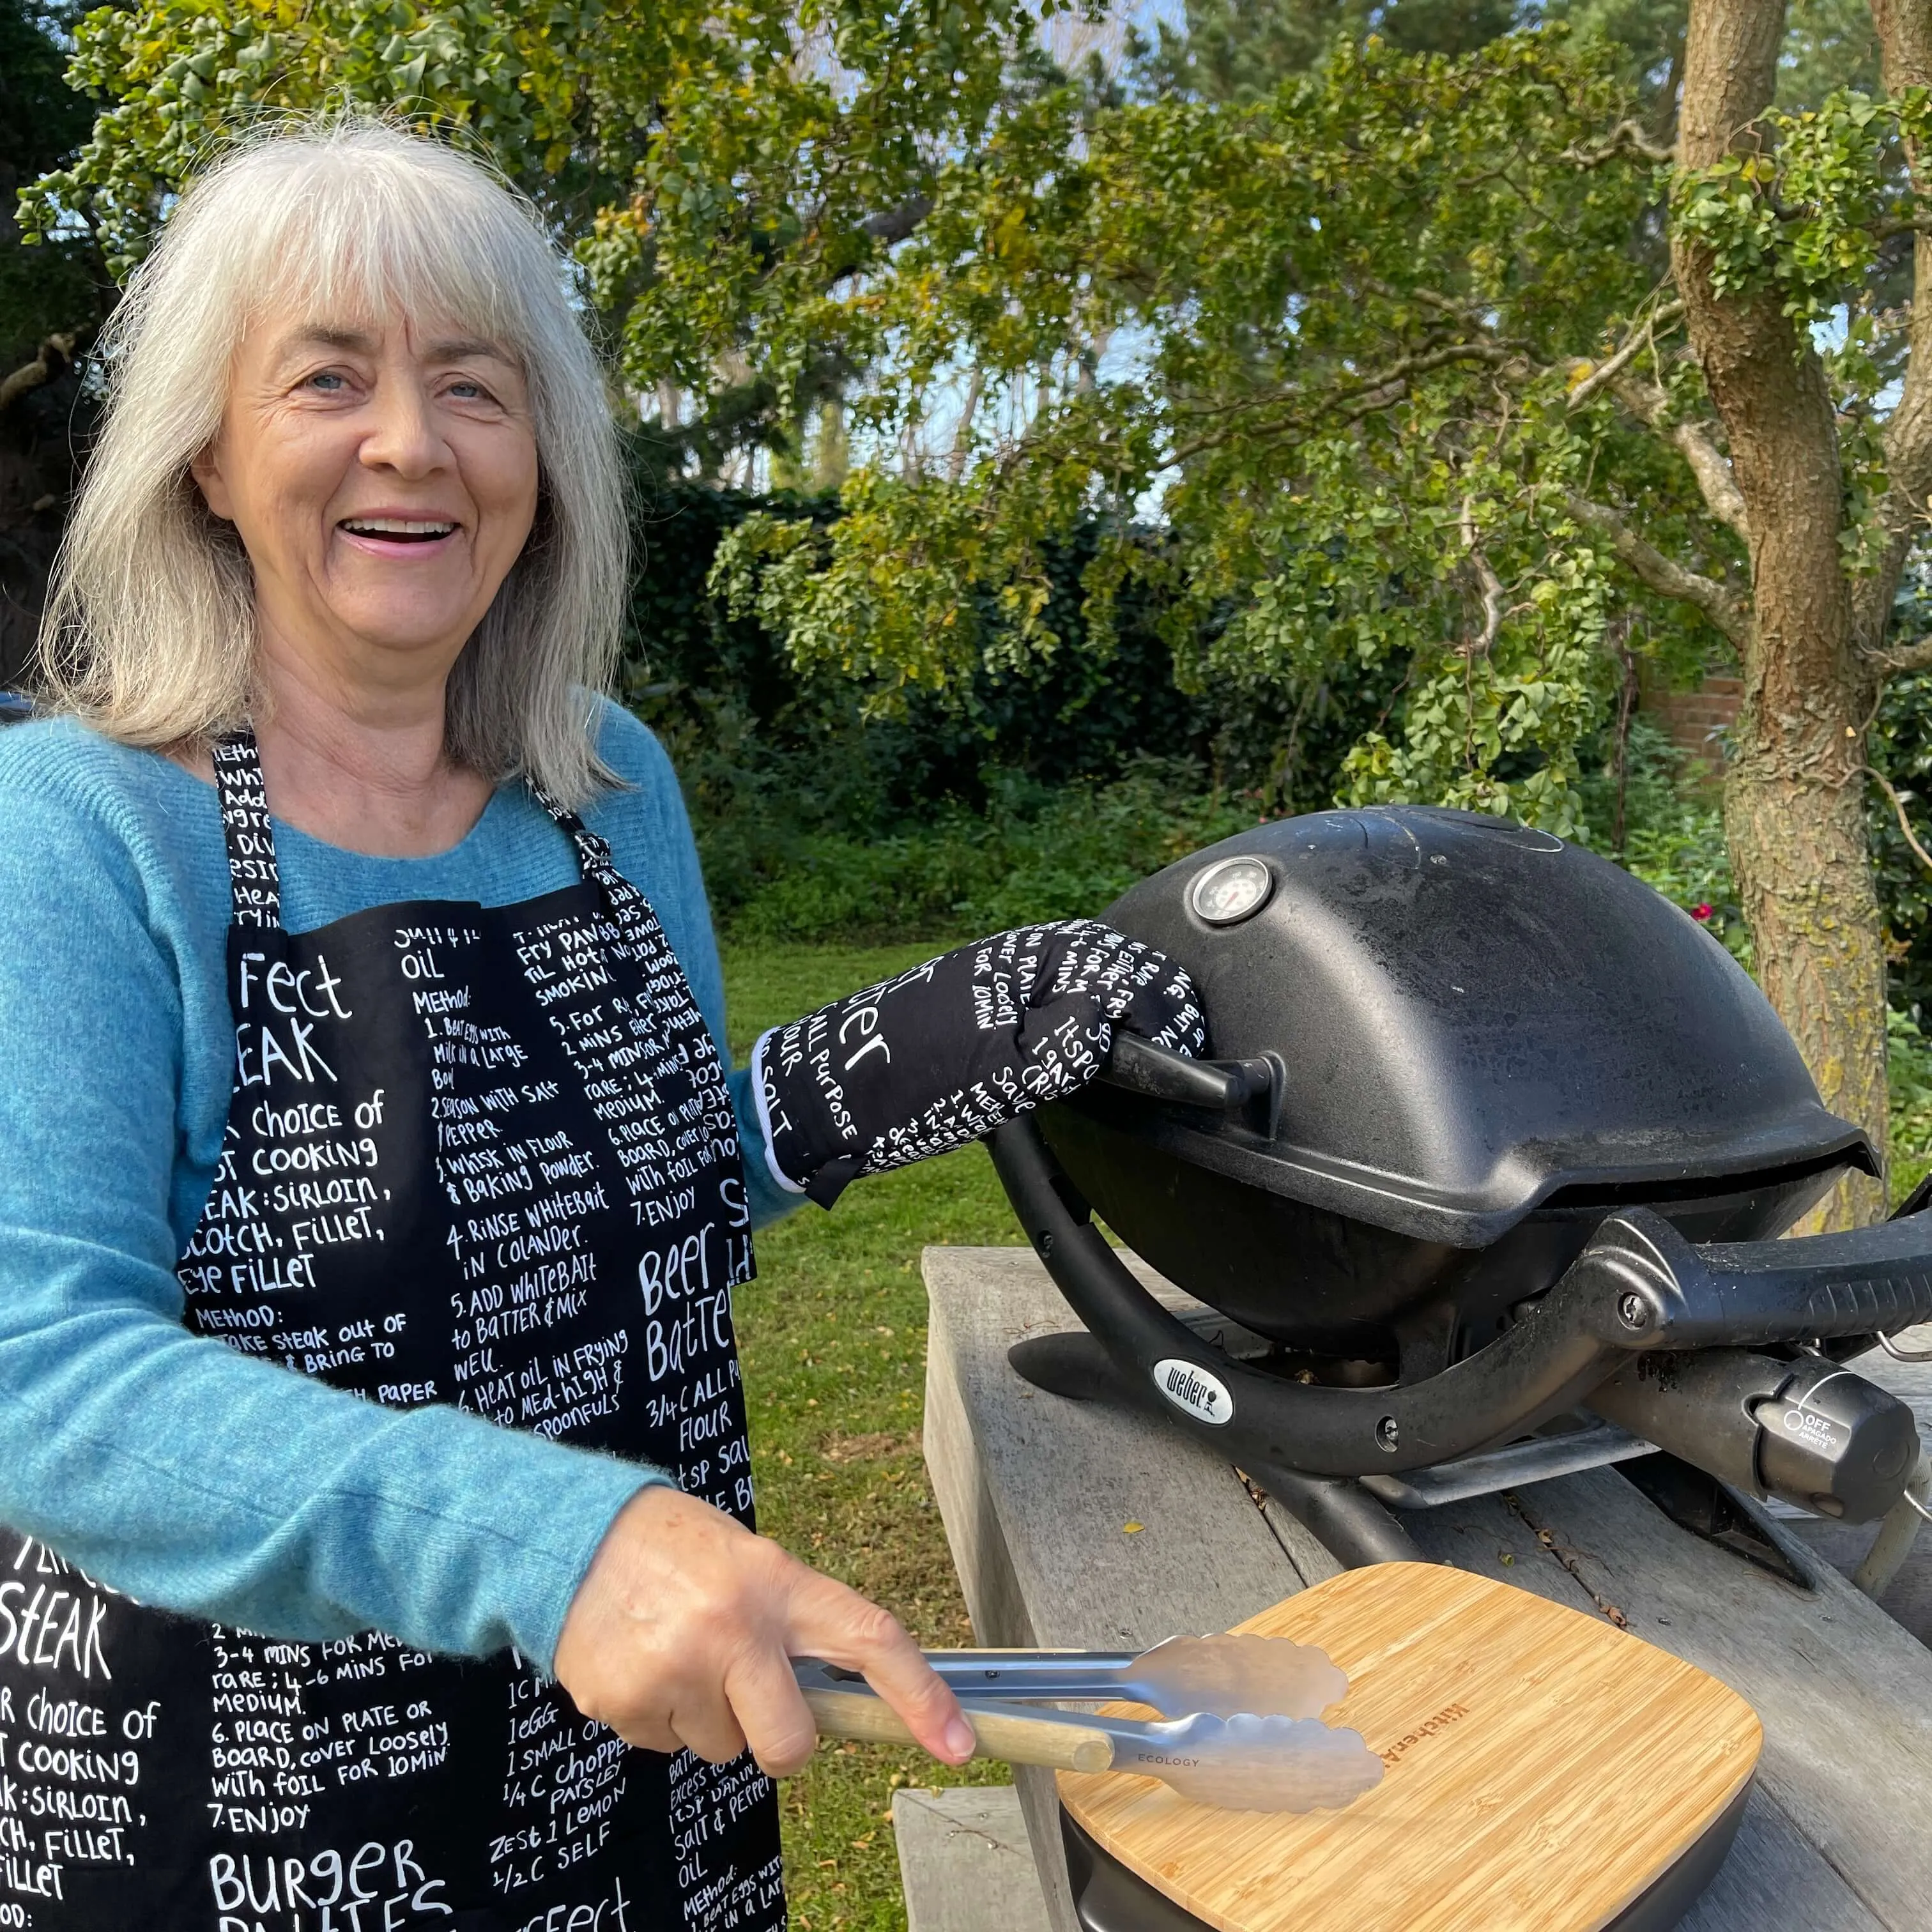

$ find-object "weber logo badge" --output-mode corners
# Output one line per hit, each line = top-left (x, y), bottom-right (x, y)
(1153, 1358), (1233, 1426)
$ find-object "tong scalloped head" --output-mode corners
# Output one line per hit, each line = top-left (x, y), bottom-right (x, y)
(914, 1632), (1350, 1720)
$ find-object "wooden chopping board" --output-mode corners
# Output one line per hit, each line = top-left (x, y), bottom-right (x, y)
(1056, 1561), (1760, 1932)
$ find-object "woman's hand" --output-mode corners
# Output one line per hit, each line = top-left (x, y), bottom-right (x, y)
(754, 920), (1205, 1204)
(553, 1485), (975, 1776)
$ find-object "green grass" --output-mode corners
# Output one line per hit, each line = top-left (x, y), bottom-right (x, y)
(721, 940), (1020, 1932)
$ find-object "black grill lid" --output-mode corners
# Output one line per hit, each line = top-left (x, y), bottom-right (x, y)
(1092, 806), (1876, 1248)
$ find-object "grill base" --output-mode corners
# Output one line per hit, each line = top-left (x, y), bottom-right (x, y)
(1058, 1783), (1751, 1932)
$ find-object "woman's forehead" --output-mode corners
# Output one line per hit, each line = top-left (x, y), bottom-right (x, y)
(244, 228), (522, 354)
(241, 300), (521, 367)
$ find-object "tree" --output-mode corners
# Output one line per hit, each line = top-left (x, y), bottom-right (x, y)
(698, 14), (1931, 1225)
(24, 0), (1932, 1221)
(1667, 0), (1930, 1223)
(1, 0), (109, 682)
(17, 0), (1089, 484)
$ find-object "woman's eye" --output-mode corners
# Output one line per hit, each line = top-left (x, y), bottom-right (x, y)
(304, 371), (348, 394)
(448, 380), (488, 401)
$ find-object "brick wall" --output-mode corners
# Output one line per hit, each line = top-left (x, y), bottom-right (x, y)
(1642, 673), (1739, 773)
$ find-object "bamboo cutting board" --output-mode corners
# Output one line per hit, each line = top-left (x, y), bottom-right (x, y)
(1056, 1562), (1760, 1932)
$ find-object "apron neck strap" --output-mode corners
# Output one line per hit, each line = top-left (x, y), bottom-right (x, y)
(528, 783), (663, 959)
(211, 729), (652, 949)
(211, 730), (282, 930)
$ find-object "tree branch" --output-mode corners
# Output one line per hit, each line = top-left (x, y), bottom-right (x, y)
(861, 195), (933, 246)
(1563, 489), (1751, 643)
(1855, 0), (1932, 650)
(1166, 342), (1522, 462)
(1609, 372), (1754, 544)
(1867, 764), (1932, 874)
(1460, 497), (1506, 656)
(1561, 120), (1675, 168)
(947, 366), (983, 484)
(1565, 300), (1684, 409)
(1865, 634), (1932, 676)
(0, 334), (74, 413)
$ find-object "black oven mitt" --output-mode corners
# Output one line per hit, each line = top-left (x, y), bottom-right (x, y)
(751, 921), (1206, 1206)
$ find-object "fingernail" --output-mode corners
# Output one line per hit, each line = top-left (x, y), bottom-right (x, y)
(942, 1715), (977, 1761)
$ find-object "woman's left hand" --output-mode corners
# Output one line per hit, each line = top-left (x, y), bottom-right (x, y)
(753, 920), (1204, 1204)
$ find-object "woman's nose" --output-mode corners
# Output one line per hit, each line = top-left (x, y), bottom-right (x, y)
(358, 378), (450, 477)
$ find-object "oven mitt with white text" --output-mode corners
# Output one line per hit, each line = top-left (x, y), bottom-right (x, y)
(750, 921), (1206, 1206)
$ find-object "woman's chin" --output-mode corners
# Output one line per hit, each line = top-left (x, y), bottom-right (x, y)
(312, 600), (487, 667)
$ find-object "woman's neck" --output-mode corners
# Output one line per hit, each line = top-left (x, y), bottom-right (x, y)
(185, 628), (497, 859)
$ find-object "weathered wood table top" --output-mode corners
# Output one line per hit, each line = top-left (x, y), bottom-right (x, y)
(921, 1246), (1932, 1932)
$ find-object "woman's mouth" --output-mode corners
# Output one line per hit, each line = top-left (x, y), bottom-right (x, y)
(338, 517), (459, 546)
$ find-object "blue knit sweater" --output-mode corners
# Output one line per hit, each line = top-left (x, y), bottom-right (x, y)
(0, 703), (795, 1674)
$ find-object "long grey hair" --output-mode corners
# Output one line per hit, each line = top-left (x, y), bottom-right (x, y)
(40, 118), (627, 806)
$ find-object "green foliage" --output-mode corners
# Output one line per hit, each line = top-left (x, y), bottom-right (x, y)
(1339, 546), (1615, 836)
(1887, 1006), (1932, 1207)
(1578, 718), (1751, 965)
(0, 0), (102, 362)
(709, 762), (1256, 943)
(701, 30), (1722, 834)
(1867, 563), (1932, 1017)
(627, 464), (1383, 941)
(1775, 0), (1883, 112)
(33, 0), (1929, 880)
(1127, 0), (1519, 103)
(19, 0), (1083, 505)
(1671, 86), (1932, 334)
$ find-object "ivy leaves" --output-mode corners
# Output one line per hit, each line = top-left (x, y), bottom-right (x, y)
(1672, 86), (1932, 330)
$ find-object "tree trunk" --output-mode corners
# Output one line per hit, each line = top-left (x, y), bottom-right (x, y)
(1673, 0), (1889, 1227)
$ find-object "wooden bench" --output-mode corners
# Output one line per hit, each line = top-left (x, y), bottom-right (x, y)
(921, 1246), (1932, 1932)
(892, 1786), (1054, 1932)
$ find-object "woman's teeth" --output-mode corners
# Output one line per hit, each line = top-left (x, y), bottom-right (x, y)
(341, 518), (456, 541)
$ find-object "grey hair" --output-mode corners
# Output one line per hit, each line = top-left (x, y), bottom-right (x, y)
(40, 118), (627, 807)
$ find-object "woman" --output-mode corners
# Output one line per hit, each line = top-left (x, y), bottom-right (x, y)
(0, 123), (1203, 1928)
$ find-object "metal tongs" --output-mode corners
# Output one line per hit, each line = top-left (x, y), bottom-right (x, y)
(793, 1634), (1384, 1814)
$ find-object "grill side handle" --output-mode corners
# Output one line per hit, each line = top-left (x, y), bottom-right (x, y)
(1573, 1206), (1932, 1351)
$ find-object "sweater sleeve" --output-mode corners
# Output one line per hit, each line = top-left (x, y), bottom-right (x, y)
(0, 785), (660, 1673)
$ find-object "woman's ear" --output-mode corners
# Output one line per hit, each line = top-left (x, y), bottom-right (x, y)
(189, 443), (236, 523)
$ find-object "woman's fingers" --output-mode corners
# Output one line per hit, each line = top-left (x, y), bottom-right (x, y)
(668, 1687), (753, 1767)
(554, 1486), (973, 1776)
(788, 1572), (976, 1765)
(723, 1641), (822, 1777)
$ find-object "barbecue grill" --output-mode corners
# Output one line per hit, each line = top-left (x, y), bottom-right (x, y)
(993, 804), (1932, 1930)
(995, 804), (1932, 1567)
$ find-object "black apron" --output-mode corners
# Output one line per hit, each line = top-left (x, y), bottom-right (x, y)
(0, 732), (785, 1931)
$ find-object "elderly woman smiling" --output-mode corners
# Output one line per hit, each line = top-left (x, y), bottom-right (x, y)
(0, 121), (1203, 1929)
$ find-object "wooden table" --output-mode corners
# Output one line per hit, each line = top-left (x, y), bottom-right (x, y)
(921, 1246), (1932, 1932)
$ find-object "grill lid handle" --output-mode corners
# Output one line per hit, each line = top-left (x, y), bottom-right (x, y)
(1100, 1034), (1284, 1136)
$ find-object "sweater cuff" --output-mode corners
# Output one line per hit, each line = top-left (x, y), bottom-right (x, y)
(748, 1029), (808, 1197)
(508, 1448), (677, 1676)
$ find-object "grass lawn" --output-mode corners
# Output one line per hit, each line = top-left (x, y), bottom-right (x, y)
(720, 940), (1021, 1932)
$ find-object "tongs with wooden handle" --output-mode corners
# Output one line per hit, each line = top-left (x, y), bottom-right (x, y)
(912, 1632), (1349, 1719)
(792, 1660), (1383, 1813)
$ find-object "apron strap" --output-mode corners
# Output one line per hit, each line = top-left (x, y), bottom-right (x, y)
(211, 731), (282, 930)
(528, 783), (668, 960)
(211, 729), (651, 949)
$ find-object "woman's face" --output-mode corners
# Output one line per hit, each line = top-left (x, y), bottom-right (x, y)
(192, 305), (540, 695)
